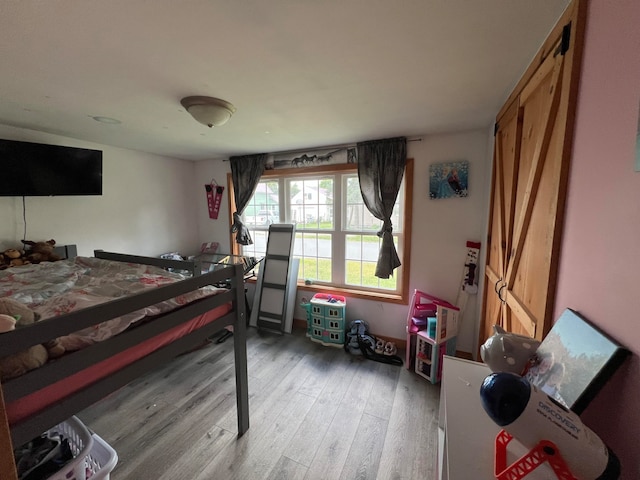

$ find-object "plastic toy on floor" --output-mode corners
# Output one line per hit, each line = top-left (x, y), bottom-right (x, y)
(345, 320), (376, 355)
(344, 321), (402, 366)
(480, 371), (620, 480)
(384, 341), (397, 356)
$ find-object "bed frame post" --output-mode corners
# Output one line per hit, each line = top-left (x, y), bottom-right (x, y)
(232, 264), (249, 436)
(0, 383), (18, 480)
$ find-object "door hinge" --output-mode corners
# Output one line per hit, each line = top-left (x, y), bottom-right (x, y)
(555, 21), (572, 56)
(494, 123), (499, 136)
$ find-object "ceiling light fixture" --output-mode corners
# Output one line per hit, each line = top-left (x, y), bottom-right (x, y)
(180, 96), (236, 128)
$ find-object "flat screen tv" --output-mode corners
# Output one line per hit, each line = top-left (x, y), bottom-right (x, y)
(0, 138), (102, 196)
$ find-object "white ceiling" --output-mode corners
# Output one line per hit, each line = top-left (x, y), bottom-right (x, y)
(0, 0), (569, 161)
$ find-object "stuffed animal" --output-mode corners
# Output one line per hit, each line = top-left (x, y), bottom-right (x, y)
(0, 248), (29, 269)
(0, 314), (16, 332)
(0, 298), (66, 381)
(3, 248), (23, 260)
(480, 325), (541, 375)
(21, 239), (62, 264)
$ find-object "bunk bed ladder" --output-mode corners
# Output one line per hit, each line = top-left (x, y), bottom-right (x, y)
(252, 224), (296, 334)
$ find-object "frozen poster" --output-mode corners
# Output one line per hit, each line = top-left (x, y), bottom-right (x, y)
(429, 160), (469, 199)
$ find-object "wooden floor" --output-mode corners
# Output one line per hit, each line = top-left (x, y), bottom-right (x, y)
(78, 327), (441, 480)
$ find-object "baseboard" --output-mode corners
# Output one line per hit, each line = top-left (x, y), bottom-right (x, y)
(292, 318), (308, 330)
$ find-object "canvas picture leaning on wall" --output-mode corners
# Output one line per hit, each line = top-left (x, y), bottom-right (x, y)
(524, 308), (630, 414)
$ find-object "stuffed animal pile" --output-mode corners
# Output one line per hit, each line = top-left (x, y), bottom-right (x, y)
(0, 247), (28, 269)
(0, 239), (61, 270)
(0, 298), (66, 381)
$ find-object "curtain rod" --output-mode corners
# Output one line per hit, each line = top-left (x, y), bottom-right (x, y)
(222, 137), (422, 161)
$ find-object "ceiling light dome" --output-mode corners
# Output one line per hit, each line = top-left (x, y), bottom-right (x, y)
(180, 96), (236, 127)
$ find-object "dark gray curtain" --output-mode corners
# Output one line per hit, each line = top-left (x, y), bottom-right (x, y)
(230, 153), (267, 245)
(357, 137), (406, 278)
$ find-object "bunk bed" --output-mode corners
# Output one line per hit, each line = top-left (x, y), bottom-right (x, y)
(0, 247), (249, 480)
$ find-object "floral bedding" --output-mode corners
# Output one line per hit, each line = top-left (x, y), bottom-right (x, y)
(0, 256), (226, 351)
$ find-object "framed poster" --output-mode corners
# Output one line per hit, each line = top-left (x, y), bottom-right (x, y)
(265, 147), (355, 170)
(429, 160), (469, 199)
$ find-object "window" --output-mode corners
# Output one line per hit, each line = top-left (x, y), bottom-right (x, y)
(235, 162), (412, 300)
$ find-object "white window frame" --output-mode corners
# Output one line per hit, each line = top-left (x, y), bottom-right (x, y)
(229, 161), (413, 303)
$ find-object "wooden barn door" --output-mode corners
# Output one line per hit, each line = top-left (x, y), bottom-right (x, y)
(479, 0), (586, 345)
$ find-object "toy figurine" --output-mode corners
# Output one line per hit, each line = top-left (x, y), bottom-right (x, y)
(480, 325), (540, 375)
(480, 372), (620, 480)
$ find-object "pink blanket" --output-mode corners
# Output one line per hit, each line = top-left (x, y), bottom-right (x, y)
(0, 257), (225, 350)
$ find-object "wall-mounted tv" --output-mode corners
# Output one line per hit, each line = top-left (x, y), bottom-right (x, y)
(0, 139), (102, 196)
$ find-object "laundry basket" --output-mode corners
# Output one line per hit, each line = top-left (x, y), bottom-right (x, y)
(85, 432), (118, 480)
(45, 416), (93, 480)
(44, 416), (118, 480)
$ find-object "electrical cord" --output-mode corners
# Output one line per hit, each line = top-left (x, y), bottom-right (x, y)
(22, 195), (27, 242)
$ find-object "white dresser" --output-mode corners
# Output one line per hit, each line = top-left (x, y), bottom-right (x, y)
(438, 356), (498, 479)
(438, 356), (557, 480)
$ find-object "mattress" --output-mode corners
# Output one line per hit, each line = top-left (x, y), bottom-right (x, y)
(0, 256), (226, 350)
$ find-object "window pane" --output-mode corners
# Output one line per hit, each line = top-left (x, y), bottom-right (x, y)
(289, 177), (333, 230)
(345, 234), (398, 290)
(243, 181), (280, 227)
(346, 234), (379, 262)
(391, 184), (403, 233)
(345, 260), (362, 285)
(362, 261), (380, 288)
(378, 276), (398, 290)
(297, 257), (332, 283)
(294, 232), (331, 282)
(241, 230), (268, 258)
(344, 174), (404, 234)
(344, 175), (379, 232)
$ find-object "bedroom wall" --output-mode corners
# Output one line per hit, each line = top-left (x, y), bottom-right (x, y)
(0, 125), (200, 257)
(553, 0), (640, 477)
(195, 129), (490, 354)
